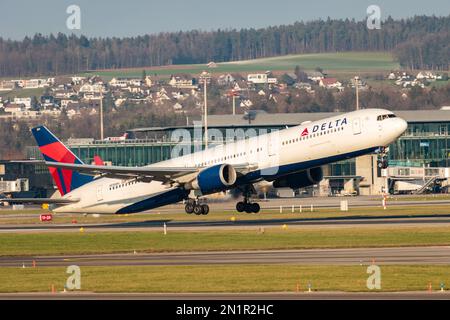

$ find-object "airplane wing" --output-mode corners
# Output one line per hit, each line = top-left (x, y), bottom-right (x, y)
(0, 198), (79, 204)
(43, 161), (258, 183)
(44, 161), (198, 182)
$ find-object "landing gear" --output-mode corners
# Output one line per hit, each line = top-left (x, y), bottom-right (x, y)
(185, 199), (209, 215)
(236, 201), (260, 213)
(185, 202), (194, 214)
(377, 146), (389, 169)
(236, 186), (260, 214)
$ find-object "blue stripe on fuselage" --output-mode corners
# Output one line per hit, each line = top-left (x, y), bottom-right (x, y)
(116, 188), (190, 214)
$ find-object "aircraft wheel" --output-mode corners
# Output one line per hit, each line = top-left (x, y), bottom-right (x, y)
(185, 203), (194, 214)
(193, 205), (203, 215)
(236, 202), (245, 213)
(244, 204), (253, 214)
(251, 203), (260, 213)
(201, 204), (209, 215)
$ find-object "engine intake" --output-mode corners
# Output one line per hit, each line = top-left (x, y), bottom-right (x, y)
(273, 167), (323, 189)
(190, 164), (237, 194)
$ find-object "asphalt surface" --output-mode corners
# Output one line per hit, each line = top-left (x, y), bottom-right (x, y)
(1, 291), (450, 300)
(2, 246), (450, 267)
(3, 214), (450, 233)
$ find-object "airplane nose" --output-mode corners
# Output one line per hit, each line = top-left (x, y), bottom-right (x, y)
(396, 118), (408, 135)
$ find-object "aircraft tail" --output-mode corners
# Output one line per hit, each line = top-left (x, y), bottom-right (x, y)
(31, 126), (94, 196)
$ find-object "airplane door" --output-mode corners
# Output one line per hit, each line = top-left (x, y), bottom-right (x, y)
(96, 186), (103, 202)
(352, 118), (361, 135)
(268, 136), (276, 157)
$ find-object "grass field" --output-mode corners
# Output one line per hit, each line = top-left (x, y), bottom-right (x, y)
(84, 52), (399, 81)
(1, 225), (450, 256)
(0, 265), (448, 293)
(1, 204), (450, 225)
(0, 87), (45, 99)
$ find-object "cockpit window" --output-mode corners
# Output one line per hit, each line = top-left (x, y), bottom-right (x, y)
(377, 114), (397, 121)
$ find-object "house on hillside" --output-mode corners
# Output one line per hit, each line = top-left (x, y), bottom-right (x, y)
(144, 76), (153, 87)
(319, 78), (343, 90)
(169, 75), (197, 89)
(307, 71), (325, 83)
(207, 62), (218, 68)
(416, 71), (438, 81)
(109, 77), (143, 88)
(0, 81), (16, 92)
(24, 79), (48, 89)
(13, 97), (32, 109)
(217, 74), (235, 86)
(247, 73), (277, 85)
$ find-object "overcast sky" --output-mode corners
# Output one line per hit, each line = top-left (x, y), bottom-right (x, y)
(0, 0), (449, 40)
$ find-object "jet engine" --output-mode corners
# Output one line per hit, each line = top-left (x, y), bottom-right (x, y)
(189, 164), (237, 194)
(272, 167), (323, 190)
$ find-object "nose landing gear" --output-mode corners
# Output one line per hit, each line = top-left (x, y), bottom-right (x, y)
(377, 146), (389, 169)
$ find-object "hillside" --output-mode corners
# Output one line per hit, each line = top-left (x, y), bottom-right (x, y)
(0, 15), (448, 77)
(87, 52), (399, 81)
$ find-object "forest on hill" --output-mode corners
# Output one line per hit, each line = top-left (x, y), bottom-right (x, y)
(0, 15), (449, 77)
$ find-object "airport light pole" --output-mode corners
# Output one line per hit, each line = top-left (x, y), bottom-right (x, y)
(229, 89), (238, 115)
(99, 93), (104, 140)
(199, 71), (211, 149)
(354, 76), (360, 111)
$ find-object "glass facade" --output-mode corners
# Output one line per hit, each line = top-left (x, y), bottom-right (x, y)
(389, 122), (450, 167)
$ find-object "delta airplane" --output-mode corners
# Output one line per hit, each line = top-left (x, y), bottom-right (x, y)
(2, 109), (407, 215)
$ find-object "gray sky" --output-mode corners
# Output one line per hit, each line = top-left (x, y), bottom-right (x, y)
(0, 0), (449, 40)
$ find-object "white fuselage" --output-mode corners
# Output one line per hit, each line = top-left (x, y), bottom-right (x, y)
(54, 109), (407, 214)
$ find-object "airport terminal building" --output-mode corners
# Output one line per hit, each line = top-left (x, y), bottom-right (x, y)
(24, 109), (450, 197)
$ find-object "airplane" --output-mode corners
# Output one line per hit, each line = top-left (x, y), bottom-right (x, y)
(1, 108), (407, 215)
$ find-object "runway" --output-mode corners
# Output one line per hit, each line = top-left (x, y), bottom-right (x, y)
(3, 214), (450, 233)
(2, 246), (450, 267)
(1, 291), (450, 300)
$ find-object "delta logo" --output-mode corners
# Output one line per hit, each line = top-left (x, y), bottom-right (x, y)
(301, 118), (348, 137)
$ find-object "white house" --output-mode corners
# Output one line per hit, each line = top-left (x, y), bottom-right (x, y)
(4, 104), (25, 114)
(416, 71), (437, 81)
(247, 74), (277, 84)
(307, 71), (325, 83)
(0, 81), (16, 91)
(169, 76), (196, 89)
(79, 83), (105, 94)
(109, 78), (143, 88)
(240, 99), (253, 108)
(13, 97), (32, 109)
(24, 79), (47, 89)
(144, 76), (153, 87)
(217, 74), (235, 86)
(319, 78), (343, 90)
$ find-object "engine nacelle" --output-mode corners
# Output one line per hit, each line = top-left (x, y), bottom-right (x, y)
(190, 164), (237, 194)
(273, 167), (323, 190)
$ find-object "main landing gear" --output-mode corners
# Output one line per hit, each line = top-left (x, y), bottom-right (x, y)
(184, 199), (209, 215)
(236, 186), (260, 214)
(236, 200), (260, 214)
